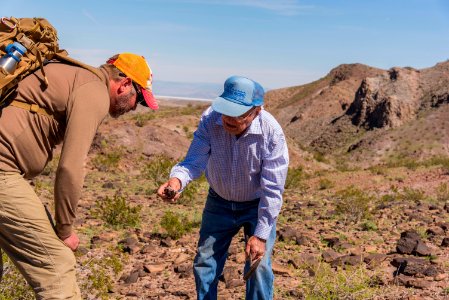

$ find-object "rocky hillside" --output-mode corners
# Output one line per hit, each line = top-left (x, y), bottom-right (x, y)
(266, 61), (449, 168)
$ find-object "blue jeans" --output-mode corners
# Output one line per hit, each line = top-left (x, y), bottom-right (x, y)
(193, 189), (276, 300)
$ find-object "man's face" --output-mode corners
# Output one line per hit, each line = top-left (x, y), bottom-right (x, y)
(221, 107), (260, 137)
(109, 78), (138, 118)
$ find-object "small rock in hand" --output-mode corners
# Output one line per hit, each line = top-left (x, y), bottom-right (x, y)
(164, 186), (177, 199)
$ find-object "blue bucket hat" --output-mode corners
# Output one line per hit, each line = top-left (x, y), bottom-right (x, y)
(212, 76), (264, 117)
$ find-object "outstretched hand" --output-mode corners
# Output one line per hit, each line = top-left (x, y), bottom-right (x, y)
(245, 236), (266, 261)
(63, 232), (79, 251)
(157, 177), (182, 202)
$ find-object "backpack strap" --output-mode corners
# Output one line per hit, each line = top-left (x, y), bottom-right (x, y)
(9, 100), (52, 117)
(54, 53), (104, 80)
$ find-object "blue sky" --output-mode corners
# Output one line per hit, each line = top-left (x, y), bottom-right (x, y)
(4, 0), (449, 90)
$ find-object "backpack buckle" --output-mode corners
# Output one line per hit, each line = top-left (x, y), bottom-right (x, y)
(30, 104), (40, 113)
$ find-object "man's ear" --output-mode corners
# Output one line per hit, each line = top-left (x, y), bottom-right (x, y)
(118, 77), (133, 93)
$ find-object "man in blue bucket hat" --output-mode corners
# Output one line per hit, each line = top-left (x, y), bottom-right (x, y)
(158, 75), (289, 299)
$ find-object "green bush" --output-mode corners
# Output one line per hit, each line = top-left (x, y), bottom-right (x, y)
(142, 155), (176, 190)
(95, 193), (142, 229)
(92, 148), (123, 171)
(80, 251), (124, 300)
(436, 183), (449, 202)
(159, 210), (200, 240)
(285, 166), (305, 190)
(318, 178), (334, 190)
(335, 186), (375, 224)
(300, 262), (380, 299)
(0, 252), (34, 300)
(400, 187), (427, 203)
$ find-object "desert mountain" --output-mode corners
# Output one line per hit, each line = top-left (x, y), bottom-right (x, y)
(266, 61), (449, 168)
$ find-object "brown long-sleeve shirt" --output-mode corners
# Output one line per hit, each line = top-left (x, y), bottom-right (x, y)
(0, 62), (110, 239)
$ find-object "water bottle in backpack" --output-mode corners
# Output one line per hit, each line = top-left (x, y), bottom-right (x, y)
(0, 42), (27, 77)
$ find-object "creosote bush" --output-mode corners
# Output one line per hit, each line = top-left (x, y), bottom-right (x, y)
(96, 193), (142, 229)
(300, 262), (380, 299)
(80, 250), (124, 300)
(0, 252), (34, 300)
(142, 155), (175, 190)
(142, 155), (208, 203)
(92, 147), (124, 172)
(285, 166), (306, 190)
(334, 186), (375, 224)
(159, 210), (201, 240)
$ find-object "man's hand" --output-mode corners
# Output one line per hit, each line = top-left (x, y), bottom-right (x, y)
(63, 232), (79, 251)
(245, 236), (266, 261)
(157, 177), (182, 202)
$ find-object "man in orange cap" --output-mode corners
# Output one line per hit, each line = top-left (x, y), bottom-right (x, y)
(0, 53), (157, 299)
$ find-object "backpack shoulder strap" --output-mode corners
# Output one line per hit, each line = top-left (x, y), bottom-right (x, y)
(53, 52), (104, 80)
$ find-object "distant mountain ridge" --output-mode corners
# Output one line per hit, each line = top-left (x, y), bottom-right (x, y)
(265, 60), (449, 168)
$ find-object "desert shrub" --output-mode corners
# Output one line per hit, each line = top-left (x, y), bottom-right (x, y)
(95, 193), (142, 229)
(285, 166), (305, 190)
(313, 152), (328, 163)
(368, 165), (388, 175)
(360, 220), (378, 231)
(133, 112), (156, 127)
(423, 155), (449, 173)
(0, 252), (34, 300)
(92, 147), (123, 171)
(178, 175), (208, 205)
(80, 250), (124, 300)
(142, 155), (176, 190)
(300, 262), (380, 299)
(334, 186), (375, 223)
(436, 183), (449, 202)
(400, 187), (427, 203)
(159, 210), (200, 240)
(318, 178), (334, 190)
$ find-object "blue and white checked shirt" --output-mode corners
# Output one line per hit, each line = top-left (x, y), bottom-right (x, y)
(170, 106), (289, 239)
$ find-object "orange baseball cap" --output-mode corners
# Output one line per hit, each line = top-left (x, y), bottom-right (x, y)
(108, 53), (158, 110)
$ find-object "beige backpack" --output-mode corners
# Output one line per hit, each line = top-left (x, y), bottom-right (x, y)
(0, 17), (102, 112)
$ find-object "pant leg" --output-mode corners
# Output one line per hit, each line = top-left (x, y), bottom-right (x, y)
(194, 190), (241, 300)
(0, 172), (81, 300)
(240, 203), (276, 300)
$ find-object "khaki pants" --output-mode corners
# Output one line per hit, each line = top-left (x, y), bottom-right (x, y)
(0, 172), (81, 300)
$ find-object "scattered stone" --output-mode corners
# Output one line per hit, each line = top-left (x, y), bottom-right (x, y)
(221, 266), (244, 288)
(322, 236), (340, 248)
(396, 230), (420, 254)
(174, 262), (192, 278)
(174, 253), (191, 265)
(426, 226), (445, 237)
(272, 262), (292, 276)
(124, 271), (139, 284)
(322, 249), (341, 263)
(391, 257), (439, 277)
(331, 254), (363, 268)
(160, 237), (174, 247)
(441, 237), (449, 247)
(364, 253), (387, 268)
(144, 263), (166, 273)
(278, 226), (310, 245)
(140, 244), (156, 254)
(414, 241), (432, 256)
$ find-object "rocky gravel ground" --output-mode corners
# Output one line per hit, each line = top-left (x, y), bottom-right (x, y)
(3, 104), (448, 300)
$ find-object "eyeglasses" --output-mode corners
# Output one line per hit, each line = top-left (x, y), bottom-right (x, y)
(119, 72), (145, 105)
(132, 81), (145, 106)
(230, 107), (257, 121)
